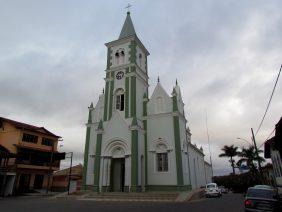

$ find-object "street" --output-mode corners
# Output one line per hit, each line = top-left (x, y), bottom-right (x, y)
(0, 193), (244, 212)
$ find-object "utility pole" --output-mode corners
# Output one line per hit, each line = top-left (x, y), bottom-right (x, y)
(251, 128), (263, 182)
(67, 152), (73, 195)
(46, 143), (54, 194)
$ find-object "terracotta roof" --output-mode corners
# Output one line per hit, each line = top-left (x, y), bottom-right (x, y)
(54, 164), (83, 176)
(0, 117), (61, 138)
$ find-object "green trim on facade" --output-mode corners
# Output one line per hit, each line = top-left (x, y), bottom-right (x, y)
(145, 55), (148, 74)
(130, 76), (136, 117)
(130, 66), (136, 73)
(111, 71), (115, 77)
(93, 128), (103, 192)
(143, 120), (148, 186)
(106, 72), (110, 78)
(83, 107), (92, 189)
(129, 40), (137, 64)
(173, 116), (184, 185)
(108, 80), (114, 119)
(146, 185), (191, 192)
(125, 67), (130, 74)
(131, 120), (138, 191)
(106, 47), (112, 69)
(172, 91), (184, 185)
(103, 81), (109, 121)
(172, 91), (178, 112)
(143, 96), (148, 186)
(125, 77), (129, 118)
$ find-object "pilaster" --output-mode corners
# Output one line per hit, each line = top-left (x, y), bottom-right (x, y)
(93, 120), (104, 192)
(83, 103), (93, 189)
(130, 117), (139, 191)
(172, 89), (184, 186)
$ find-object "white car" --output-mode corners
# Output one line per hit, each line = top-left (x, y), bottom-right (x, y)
(205, 183), (222, 198)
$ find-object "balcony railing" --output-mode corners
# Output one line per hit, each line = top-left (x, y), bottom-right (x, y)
(0, 165), (16, 173)
(16, 160), (60, 168)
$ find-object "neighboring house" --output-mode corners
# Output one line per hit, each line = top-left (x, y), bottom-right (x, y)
(0, 117), (65, 196)
(265, 117), (282, 193)
(52, 164), (83, 193)
(0, 145), (17, 196)
(261, 163), (276, 186)
(83, 11), (212, 192)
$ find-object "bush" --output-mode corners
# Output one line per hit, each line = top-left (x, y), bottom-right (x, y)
(213, 172), (259, 193)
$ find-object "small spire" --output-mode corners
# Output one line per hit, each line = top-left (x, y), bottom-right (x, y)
(98, 120), (103, 130)
(176, 79), (178, 85)
(89, 102), (93, 108)
(102, 88), (104, 94)
(157, 76), (160, 83)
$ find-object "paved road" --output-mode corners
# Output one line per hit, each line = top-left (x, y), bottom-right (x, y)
(0, 193), (244, 212)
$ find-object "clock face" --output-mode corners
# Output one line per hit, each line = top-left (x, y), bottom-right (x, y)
(116, 71), (124, 80)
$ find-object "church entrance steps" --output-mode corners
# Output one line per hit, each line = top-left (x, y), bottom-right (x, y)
(80, 192), (180, 202)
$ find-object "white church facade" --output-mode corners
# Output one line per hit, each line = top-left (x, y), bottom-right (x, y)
(83, 12), (212, 192)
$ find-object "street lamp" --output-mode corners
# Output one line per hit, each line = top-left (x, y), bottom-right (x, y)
(65, 152), (73, 195)
(237, 129), (264, 183)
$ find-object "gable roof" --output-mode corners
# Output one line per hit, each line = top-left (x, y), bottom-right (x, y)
(119, 12), (136, 39)
(150, 82), (171, 100)
(0, 117), (61, 138)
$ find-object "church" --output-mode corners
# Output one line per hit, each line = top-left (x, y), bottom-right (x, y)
(83, 11), (212, 192)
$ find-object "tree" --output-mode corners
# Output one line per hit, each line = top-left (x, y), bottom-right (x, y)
(219, 145), (239, 175)
(237, 145), (265, 176)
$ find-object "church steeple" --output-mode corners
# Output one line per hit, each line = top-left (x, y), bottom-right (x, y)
(119, 12), (136, 39)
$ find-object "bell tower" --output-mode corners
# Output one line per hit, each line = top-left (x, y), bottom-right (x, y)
(103, 11), (150, 121)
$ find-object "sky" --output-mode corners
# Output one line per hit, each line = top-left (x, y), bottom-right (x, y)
(0, 0), (281, 175)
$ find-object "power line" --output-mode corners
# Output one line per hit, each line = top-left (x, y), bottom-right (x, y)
(259, 128), (275, 149)
(255, 64), (282, 136)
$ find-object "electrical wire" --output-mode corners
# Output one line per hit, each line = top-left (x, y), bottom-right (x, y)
(259, 128), (275, 149)
(255, 64), (282, 136)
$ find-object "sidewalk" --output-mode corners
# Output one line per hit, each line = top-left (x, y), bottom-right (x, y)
(51, 189), (205, 202)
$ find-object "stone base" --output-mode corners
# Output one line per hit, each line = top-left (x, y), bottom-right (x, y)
(146, 185), (191, 192)
(130, 185), (142, 192)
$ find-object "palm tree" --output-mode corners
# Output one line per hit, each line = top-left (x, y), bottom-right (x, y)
(219, 145), (239, 175)
(237, 146), (265, 175)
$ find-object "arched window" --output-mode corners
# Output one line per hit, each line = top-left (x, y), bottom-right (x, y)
(115, 49), (125, 65)
(138, 53), (142, 68)
(155, 142), (168, 172)
(157, 152), (168, 172)
(115, 88), (124, 111)
(121, 50), (125, 64)
(115, 51), (120, 65)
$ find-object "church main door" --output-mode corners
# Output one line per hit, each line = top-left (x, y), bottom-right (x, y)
(110, 158), (125, 192)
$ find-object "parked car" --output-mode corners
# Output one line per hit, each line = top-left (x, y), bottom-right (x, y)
(219, 186), (228, 194)
(205, 183), (222, 198)
(244, 187), (281, 211)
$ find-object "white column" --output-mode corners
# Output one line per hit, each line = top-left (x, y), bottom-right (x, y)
(125, 156), (131, 186)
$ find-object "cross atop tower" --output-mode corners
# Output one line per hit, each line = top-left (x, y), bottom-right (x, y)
(125, 3), (132, 13)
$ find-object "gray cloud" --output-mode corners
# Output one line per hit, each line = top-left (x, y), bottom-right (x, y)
(0, 0), (281, 175)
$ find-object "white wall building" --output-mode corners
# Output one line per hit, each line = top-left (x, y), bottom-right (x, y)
(83, 12), (212, 192)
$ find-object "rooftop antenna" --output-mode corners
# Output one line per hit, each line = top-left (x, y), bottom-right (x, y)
(205, 110), (214, 180)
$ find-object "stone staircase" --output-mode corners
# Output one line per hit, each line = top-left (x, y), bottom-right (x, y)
(83, 192), (180, 202)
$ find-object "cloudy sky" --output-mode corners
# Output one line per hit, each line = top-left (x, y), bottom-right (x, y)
(0, 0), (281, 175)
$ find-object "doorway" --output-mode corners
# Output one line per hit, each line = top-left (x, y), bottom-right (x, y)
(34, 174), (44, 189)
(110, 158), (125, 192)
(18, 174), (30, 193)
